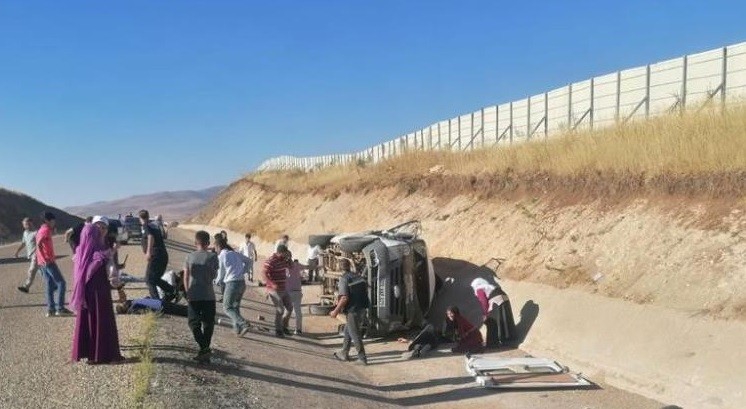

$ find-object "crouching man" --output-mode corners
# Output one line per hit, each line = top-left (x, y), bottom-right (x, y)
(330, 259), (370, 365)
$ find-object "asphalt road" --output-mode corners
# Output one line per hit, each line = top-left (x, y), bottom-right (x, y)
(0, 231), (668, 409)
(0, 235), (148, 409)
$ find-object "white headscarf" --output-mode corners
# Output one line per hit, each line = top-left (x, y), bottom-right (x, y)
(470, 277), (496, 295)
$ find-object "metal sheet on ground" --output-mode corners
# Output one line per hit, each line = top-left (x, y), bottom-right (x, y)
(465, 355), (591, 389)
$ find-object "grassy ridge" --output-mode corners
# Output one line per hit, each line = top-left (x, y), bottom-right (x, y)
(252, 105), (746, 195)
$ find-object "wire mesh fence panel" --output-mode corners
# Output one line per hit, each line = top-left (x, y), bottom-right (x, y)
(257, 42), (746, 171)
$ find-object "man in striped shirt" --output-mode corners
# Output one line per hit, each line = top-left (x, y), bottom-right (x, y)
(263, 244), (293, 337)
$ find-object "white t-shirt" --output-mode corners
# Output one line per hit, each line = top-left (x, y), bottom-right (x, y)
(239, 241), (256, 260)
(157, 270), (178, 299)
(307, 245), (322, 261)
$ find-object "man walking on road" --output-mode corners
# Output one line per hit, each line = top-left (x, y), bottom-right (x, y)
(215, 235), (251, 336)
(184, 230), (219, 362)
(140, 209), (176, 301)
(37, 212), (73, 317)
(330, 259), (369, 365)
(15, 217), (39, 293)
(263, 244), (293, 337)
(239, 233), (257, 282)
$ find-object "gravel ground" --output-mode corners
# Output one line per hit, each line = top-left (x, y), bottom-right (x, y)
(1, 230), (669, 408)
(0, 236), (152, 409)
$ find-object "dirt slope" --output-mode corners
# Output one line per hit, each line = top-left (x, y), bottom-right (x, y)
(194, 178), (746, 321)
(0, 187), (82, 242)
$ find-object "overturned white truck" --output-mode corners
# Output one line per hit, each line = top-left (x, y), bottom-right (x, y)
(309, 221), (438, 336)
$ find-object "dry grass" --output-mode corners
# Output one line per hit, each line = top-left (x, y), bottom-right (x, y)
(250, 105), (746, 197)
(129, 313), (158, 408)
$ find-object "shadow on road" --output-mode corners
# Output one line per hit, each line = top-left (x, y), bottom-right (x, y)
(430, 257), (540, 347)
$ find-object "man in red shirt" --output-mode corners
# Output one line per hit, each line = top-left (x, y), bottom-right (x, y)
(37, 212), (72, 317)
(262, 244), (293, 338)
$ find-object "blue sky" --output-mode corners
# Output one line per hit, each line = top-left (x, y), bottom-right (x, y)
(0, 1), (744, 207)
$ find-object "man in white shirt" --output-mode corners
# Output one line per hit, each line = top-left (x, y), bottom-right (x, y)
(239, 233), (258, 282)
(306, 244), (323, 282)
(14, 217), (39, 293)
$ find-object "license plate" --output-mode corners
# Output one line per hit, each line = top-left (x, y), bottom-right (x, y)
(378, 278), (386, 308)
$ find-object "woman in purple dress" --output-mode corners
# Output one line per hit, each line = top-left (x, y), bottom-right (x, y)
(71, 218), (124, 364)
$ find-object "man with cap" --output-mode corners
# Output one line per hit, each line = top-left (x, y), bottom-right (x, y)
(37, 211), (73, 317)
(330, 258), (370, 365)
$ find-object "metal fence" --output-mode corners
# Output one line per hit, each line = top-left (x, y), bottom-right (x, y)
(258, 42), (746, 171)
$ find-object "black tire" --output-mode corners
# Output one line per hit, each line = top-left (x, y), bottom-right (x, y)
(338, 236), (377, 253)
(309, 304), (334, 316)
(308, 234), (336, 248)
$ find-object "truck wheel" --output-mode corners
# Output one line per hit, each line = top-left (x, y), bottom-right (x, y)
(308, 234), (336, 248)
(338, 236), (376, 253)
(309, 304), (334, 316)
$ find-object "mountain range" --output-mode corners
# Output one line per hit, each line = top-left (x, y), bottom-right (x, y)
(64, 186), (225, 222)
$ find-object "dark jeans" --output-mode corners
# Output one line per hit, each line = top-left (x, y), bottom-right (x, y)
(146, 256), (173, 300)
(341, 309), (366, 360)
(485, 300), (516, 347)
(41, 262), (66, 311)
(307, 259), (319, 282)
(188, 300), (216, 352)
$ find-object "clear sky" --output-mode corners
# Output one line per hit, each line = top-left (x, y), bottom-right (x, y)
(0, 1), (744, 207)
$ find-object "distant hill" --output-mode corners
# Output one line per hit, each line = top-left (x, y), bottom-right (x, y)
(0, 188), (83, 243)
(64, 186), (224, 223)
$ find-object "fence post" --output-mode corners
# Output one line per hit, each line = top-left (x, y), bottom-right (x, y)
(567, 83), (573, 130)
(615, 71), (621, 123)
(509, 102), (514, 144)
(721, 46), (728, 108)
(590, 77), (595, 129)
(544, 92), (549, 138)
(495, 105), (499, 144)
(469, 112), (474, 150)
(428, 126), (433, 150)
(437, 122), (442, 149)
(448, 119), (452, 150)
(681, 55), (688, 113)
(527, 96), (531, 139)
(458, 116), (462, 150)
(645, 64), (651, 119)
(480, 108), (485, 147)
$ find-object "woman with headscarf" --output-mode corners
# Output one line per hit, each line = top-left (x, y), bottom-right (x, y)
(445, 306), (484, 354)
(471, 277), (516, 348)
(71, 218), (124, 364)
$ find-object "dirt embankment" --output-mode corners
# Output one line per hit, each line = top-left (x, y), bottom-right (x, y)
(193, 176), (746, 321)
(0, 188), (82, 242)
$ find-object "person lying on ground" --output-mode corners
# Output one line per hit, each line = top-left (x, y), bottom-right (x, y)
(445, 306), (484, 354)
(115, 297), (188, 316)
(396, 323), (453, 360)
